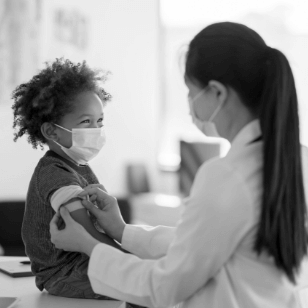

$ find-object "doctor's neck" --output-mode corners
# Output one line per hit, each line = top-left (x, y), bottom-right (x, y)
(215, 90), (257, 143)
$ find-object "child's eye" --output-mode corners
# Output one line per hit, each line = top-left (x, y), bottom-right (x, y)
(98, 118), (104, 127)
(80, 119), (90, 124)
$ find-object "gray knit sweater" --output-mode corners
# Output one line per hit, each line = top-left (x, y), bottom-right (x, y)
(22, 150), (99, 291)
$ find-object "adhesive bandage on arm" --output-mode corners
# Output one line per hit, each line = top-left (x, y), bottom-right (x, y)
(51, 186), (105, 233)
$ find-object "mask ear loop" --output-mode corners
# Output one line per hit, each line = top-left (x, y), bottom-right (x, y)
(209, 100), (224, 122)
(53, 123), (72, 133)
(190, 87), (207, 105)
(189, 87), (207, 118)
(189, 85), (224, 122)
(52, 123), (72, 148)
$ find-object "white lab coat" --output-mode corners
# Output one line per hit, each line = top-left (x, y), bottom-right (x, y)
(88, 120), (308, 308)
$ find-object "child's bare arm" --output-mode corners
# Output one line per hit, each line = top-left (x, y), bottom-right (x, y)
(59, 199), (124, 251)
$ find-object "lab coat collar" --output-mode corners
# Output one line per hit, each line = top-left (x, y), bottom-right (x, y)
(230, 119), (261, 150)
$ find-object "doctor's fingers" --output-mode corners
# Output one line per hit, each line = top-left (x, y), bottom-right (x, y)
(82, 199), (104, 217)
(79, 187), (117, 210)
(78, 184), (107, 202)
(49, 212), (61, 236)
(78, 186), (108, 200)
(59, 207), (76, 225)
(83, 184), (107, 192)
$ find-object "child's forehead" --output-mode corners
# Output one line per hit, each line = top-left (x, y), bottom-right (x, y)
(58, 91), (104, 125)
(70, 91), (104, 115)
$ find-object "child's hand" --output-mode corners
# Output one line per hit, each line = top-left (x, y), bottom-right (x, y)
(77, 187), (126, 243)
(50, 207), (99, 256)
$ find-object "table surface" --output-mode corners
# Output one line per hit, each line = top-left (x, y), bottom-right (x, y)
(0, 256), (126, 308)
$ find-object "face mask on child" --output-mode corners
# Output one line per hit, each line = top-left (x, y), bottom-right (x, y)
(53, 124), (106, 165)
(188, 88), (223, 138)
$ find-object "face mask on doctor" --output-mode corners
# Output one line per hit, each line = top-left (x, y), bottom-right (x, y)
(53, 124), (106, 165)
(188, 87), (224, 138)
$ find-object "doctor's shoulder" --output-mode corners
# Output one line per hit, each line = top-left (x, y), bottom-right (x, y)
(189, 158), (255, 225)
(191, 156), (243, 195)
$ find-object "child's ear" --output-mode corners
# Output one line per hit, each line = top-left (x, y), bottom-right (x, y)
(41, 122), (58, 142)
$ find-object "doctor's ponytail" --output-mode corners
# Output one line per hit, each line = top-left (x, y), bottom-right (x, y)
(255, 47), (307, 283)
(185, 22), (307, 284)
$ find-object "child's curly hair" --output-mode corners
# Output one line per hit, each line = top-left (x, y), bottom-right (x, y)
(12, 58), (112, 149)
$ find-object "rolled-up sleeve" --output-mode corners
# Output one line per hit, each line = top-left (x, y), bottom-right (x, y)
(50, 185), (84, 212)
(88, 160), (254, 308)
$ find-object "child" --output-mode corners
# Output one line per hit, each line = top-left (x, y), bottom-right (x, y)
(12, 58), (122, 300)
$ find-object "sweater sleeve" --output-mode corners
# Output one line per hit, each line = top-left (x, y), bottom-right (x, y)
(37, 160), (82, 207)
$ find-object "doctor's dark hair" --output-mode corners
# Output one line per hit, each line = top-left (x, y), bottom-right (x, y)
(185, 22), (307, 283)
(12, 58), (111, 149)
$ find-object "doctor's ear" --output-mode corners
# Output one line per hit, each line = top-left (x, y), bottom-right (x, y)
(41, 122), (58, 142)
(208, 80), (228, 104)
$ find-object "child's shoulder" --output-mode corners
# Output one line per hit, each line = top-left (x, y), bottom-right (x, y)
(33, 150), (98, 189)
(34, 151), (85, 192)
(38, 150), (74, 170)
(34, 150), (80, 182)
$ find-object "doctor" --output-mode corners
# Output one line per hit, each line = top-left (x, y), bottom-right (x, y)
(50, 22), (308, 308)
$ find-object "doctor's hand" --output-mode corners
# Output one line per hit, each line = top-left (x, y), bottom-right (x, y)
(50, 207), (100, 256)
(78, 187), (126, 243)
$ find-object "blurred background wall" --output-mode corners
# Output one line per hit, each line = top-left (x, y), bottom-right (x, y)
(0, 0), (162, 199)
(1, 0), (308, 201)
